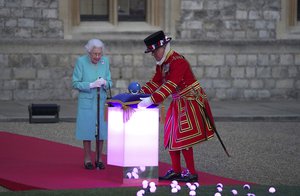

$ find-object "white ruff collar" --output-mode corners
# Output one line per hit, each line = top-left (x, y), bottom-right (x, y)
(156, 43), (171, 65)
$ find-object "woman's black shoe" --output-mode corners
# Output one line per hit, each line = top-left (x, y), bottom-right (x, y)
(95, 161), (105, 169)
(159, 169), (181, 181)
(84, 162), (94, 170)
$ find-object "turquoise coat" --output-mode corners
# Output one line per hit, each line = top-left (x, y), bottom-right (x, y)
(72, 55), (112, 140)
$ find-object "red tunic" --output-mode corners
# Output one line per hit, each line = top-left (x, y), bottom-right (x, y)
(141, 50), (215, 151)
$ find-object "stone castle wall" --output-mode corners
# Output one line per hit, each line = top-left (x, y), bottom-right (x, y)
(0, 0), (299, 100)
(0, 39), (299, 101)
(178, 0), (280, 40)
(0, 0), (63, 39)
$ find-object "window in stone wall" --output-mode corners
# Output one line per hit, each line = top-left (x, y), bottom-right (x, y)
(118, 0), (146, 21)
(288, 0), (298, 26)
(297, 0), (300, 21)
(80, 0), (146, 22)
(80, 0), (109, 21)
(59, 0), (180, 40)
(277, 0), (300, 39)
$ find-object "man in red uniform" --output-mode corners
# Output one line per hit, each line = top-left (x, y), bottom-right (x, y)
(137, 30), (215, 182)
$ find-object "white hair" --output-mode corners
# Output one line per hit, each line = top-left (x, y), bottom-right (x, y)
(84, 39), (105, 53)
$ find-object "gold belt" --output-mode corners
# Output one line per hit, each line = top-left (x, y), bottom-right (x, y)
(172, 81), (201, 100)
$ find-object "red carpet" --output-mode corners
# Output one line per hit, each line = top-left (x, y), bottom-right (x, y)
(0, 131), (251, 191)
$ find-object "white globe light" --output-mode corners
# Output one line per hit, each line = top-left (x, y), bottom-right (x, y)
(269, 187), (276, 193)
(142, 180), (148, 189)
(139, 166), (146, 172)
(136, 189), (144, 196)
(132, 172), (139, 179)
(190, 185), (196, 191)
(171, 187), (178, 193)
(243, 184), (250, 190)
(150, 186), (156, 193)
(231, 189), (238, 195)
(126, 172), (132, 179)
(133, 167), (139, 173)
(193, 182), (199, 187)
(216, 183), (223, 188)
(186, 182), (192, 188)
(149, 182), (156, 187)
(217, 186), (223, 192)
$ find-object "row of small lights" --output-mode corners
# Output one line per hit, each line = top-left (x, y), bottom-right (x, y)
(127, 166), (277, 195)
(136, 181), (276, 196)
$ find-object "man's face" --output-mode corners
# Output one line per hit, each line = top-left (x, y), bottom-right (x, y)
(151, 46), (165, 61)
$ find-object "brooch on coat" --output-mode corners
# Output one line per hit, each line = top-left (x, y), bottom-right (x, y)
(163, 63), (170, 74)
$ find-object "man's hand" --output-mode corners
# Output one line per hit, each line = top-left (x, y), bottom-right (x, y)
(137, 97), (153, 108)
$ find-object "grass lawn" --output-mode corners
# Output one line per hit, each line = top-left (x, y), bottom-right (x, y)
(0, 185), (299, 196)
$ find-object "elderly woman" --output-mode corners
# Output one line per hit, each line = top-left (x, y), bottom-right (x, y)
(72, 39), (112, 170)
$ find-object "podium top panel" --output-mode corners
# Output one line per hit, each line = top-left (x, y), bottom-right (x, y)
(106, 93), (157, 108)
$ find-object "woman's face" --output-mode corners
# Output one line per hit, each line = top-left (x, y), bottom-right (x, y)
(151, 46), (165, 61)
(90, 47), (103, 64)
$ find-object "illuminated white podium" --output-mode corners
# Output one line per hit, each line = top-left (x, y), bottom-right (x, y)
(107, 103), (159, 182)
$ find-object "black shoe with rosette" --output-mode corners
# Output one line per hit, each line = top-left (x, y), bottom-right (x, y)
(159, 169), (181, 181)
(177, 169), (198, 182)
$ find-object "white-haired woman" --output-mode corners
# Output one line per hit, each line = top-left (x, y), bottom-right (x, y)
(72, 39), (112, 170)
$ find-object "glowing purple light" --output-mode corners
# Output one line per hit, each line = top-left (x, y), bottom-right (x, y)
(107, 107), (159, 167)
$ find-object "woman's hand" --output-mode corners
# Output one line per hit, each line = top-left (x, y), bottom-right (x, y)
(98, 78), (107, 87)
(89, 78), (107, 89)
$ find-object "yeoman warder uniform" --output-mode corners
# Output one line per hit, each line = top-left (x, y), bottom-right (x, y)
(139, 31), (215, 182)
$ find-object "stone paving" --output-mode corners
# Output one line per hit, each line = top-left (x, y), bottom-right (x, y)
(0, 99), (299, 192)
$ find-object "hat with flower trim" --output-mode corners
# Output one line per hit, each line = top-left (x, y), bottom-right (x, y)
(144, 30), (172, 53)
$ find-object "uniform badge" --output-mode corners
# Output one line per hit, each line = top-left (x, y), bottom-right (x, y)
(163, 63), (170, 74)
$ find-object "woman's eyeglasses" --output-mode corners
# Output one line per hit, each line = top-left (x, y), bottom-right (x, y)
(91, 52), (102, 57)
